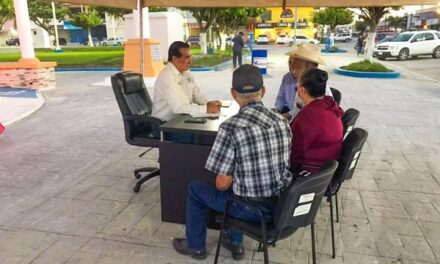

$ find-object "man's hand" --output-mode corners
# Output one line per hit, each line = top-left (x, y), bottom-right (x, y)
(216, 175), (232, 191)
(207, 100), (221, 113)
(281, 112), (292, 120)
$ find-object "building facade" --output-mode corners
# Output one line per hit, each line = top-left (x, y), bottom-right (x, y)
(254, 7), (316, 42)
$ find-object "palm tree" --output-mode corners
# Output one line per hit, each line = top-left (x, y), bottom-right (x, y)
(0, 0), (15, 30)
(358, 7), (400, 61)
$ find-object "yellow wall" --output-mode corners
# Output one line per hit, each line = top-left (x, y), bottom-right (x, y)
(255, 7), (315, 41)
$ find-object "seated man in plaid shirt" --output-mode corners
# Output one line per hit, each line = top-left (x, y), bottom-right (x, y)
(172, 65), (293, 260)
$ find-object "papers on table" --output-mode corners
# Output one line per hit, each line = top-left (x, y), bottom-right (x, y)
(190, 112), (222, 118)
(220, 100), (233, 108)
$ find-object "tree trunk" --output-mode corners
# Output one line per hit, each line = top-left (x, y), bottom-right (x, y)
(200, 32), (207, 55)
(88, 27), (94, 47)
(364, 32), (376, 62)
(220, 32), (227, 51)
(213, 31), (219, 49)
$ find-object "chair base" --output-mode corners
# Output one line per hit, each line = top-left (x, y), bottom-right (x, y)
(133, 167), (160, 193)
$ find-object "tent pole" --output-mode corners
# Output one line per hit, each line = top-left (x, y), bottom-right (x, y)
(139, 0), (144, 75)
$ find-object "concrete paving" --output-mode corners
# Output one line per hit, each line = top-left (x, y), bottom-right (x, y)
(1, 45), (440, 263)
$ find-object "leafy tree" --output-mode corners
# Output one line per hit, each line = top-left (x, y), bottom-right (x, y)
(95, 7), (131, 40)
(181, 8), (221, 54)
(354, 20), (368, 33)
(72, 7), (102, 47)
(358, 7), (400, 61)
(384, 15), (405, 32)
(216, 8), (265, 51)
(0, 0), (15, 30)
(28, 0), (69, 35)
(149, 7), (167, 12)
(313, 8), (353, 31)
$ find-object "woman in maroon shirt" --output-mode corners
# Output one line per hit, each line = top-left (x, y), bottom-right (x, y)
(290, 69), (344, 174)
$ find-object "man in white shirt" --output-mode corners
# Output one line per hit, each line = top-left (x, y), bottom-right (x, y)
(152, 41), (221, 122)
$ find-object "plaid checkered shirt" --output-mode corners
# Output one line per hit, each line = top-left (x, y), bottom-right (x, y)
(205, 101), (292, 197)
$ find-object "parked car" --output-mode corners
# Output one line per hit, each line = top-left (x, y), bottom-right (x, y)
(53, 38), (67, 46)
(276, 34), (289, 44)
(225, 37), (232, 46)
(334, 32), (352, 42)
(100, 37), (125, 46)
(82, 37), (100, 46)
(256, 34), (269, 44)
(289, 35), (319, 45)
(378, 35), (396, 44)
(374, 30), (440, 61)
(5, 37), (19, 46)
(186, 36), (200, 46)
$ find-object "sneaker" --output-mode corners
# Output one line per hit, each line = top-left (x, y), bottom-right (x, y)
(172, 237), (207, 260)
(221, 236), (245, 260)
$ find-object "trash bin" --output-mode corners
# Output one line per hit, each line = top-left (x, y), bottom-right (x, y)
(251, 49), (268, 75)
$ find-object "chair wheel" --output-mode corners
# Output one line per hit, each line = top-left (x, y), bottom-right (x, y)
(133, 185), (141, 193)
(134, 173), (141, 179)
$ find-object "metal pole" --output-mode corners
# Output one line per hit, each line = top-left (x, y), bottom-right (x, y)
(293, 7), (298, 44)
(51, 2), (61, 51)
(139, 0), (144, 75)
(13, 0), (35, 59)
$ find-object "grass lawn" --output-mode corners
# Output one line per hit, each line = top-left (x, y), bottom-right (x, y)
(341, 60), (393, 72)
(0, 46), (232, 68)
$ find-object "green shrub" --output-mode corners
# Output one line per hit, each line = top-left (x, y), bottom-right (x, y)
(341, 60), (393, 72)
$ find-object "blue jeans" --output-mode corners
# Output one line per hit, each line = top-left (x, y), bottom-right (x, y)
(185, 181), (275, 251)
(151, 126), (194, 144)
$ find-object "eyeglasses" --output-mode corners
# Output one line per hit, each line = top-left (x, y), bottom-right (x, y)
(288, 60), (294, 64)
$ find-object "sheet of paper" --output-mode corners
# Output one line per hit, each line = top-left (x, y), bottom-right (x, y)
(190, 112), (221, 118)
(220, 100), (233, 107)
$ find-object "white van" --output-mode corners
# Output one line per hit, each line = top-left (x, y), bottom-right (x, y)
(334, 33), (352, 42)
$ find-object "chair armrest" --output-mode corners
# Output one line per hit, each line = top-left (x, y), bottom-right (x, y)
(123, 115), (165, 126)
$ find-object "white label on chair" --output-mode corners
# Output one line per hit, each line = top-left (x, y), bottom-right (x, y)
(293, 203), (312, 217)
(299, 193), (315, 203)
(349, 151), (361, 170)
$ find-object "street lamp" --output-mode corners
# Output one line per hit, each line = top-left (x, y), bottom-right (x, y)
(51, 2), (62, 52)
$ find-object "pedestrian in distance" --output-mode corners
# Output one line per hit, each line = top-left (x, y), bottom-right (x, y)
(232, 32), (245, 68)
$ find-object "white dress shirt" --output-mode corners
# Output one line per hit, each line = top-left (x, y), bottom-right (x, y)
(152, 63), (209, 121)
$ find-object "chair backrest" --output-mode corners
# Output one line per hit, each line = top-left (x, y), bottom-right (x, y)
(342, 108), (360, 140)
(332, 128), (368, 185)
(330, 87), (341, 105)
(272, 160), (338, 232)
(111, 71), (155, 141)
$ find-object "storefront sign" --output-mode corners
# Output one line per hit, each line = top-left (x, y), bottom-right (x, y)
(281, 9), (293, 18)
(256, 23), (273, 28)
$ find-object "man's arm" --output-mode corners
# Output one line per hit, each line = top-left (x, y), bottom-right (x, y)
(216, 175), (233, 191)
(275, 75), (288, 111)
(155, 75), (206, 115)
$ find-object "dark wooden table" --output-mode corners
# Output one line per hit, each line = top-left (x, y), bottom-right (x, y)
(159, 102), (238, 225)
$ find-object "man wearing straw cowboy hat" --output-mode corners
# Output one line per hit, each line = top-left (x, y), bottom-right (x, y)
(274, 43), (333, 120)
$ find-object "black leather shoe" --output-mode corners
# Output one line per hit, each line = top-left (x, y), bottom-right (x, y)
(221, 237), (245, 260)
(172, 238), (207, 260)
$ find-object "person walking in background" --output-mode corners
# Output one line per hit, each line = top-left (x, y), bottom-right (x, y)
(357, 35), (364, 56)
(232, 32), (245, 68)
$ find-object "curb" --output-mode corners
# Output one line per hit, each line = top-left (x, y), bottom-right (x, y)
(321, 49), (348, 53)
(190, 67), (215, 72)
(55, 68), (121, 72)
(2, 90), (45, 126)
(334, 67), (401, 79)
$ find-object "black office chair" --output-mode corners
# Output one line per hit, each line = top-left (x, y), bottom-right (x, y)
(214, 160), (338, 264)
(326, 128), (368, 258)
(330, 87), (342, 105)
(111, 71), (164, 193)
(342, 108), (360, 140)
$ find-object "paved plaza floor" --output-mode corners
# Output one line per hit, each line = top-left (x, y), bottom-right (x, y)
(1, 46), (440, 263)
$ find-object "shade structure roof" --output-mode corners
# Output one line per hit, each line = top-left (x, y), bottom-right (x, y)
(50, 0), (439, 9)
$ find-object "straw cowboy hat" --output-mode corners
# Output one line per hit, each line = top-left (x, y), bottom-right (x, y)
(286, 43), (326, 65)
